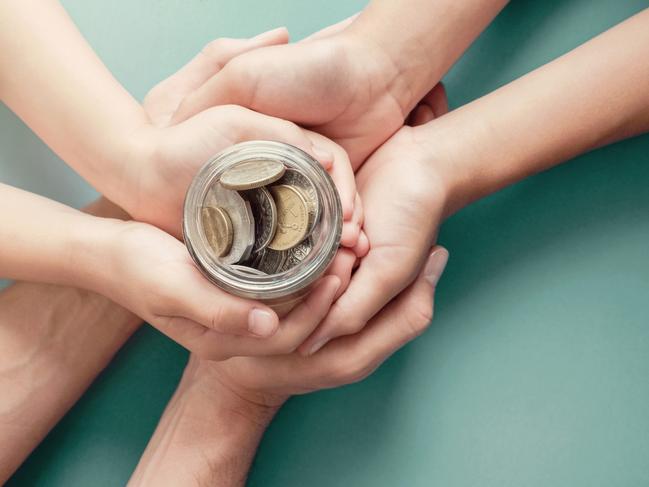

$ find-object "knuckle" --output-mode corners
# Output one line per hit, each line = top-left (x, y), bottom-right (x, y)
(403, 301), (434, 338)
(208, 305), (228, 332)
(201, 38), (234, 60)
(194, 345), (229, 362)
(327, 355), (371, 385)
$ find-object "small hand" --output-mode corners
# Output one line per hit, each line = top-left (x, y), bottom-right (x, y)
(124, 31), (361, 248)
(94, 219), (345, 360)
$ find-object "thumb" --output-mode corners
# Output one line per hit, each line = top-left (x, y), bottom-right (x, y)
(174, 269), (279, 338)
(348, 246), (449, 360)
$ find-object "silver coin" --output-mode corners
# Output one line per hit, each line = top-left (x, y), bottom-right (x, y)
(204, 182), (254, 265)
(277, 237), (314, 273)
(277, 168), (320, 235)
(230, 264), (267, 276)
(241, 200), (256, 263)
(242, 187), (277, 253)
(255, 248), (288, 275)
(220, 159), (285, 190)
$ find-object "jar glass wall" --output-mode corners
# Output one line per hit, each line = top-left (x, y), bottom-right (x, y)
(183, 141), (342, 306)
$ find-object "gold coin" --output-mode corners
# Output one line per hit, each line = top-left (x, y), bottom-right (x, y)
(220, 160), (286, 190)
(268, 185), (309, 251)
(201, 206), (233, 257)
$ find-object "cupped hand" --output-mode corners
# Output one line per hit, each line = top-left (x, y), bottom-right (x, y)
(296, 84), (452, 354)
(168, 25), (410, 168)
(184, 247), (447, 409)
(124, 31), (361, 249)
(95, 218), (348, 361)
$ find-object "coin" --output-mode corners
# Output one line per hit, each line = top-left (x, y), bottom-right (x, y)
(204, 182), (254, 265)
(200, 206), (233, 257)
(277, 168), (320, 235)
(242, 187), (277, 253)
(220, 160), (286, 190)
(256, 248), (288, 275)
(240, 200), (256, 263)
(230, 264), (267, 276)
(277, 237), (314, 273)
(268, 184), (309, 251)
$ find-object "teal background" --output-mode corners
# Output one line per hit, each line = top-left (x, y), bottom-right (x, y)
(2, 0), (649, 485)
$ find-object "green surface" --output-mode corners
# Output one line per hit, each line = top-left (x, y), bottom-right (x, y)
(2, 0), (649, 485)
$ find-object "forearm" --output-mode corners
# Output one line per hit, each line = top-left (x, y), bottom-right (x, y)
(346, 0), (508, 110)
(0, 200), (141, 482)
(0, 183), (121, 289)
(129, 358), (277, 487)
(424, 9), (649, 214)
(0, 0), (148, 204)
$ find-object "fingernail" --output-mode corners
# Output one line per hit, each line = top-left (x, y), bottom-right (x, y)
(312, 145), (334, 164)
(248, 308), (278, 337)
(252, 26), (288, 42)
(308, 337), (329, 356)
(424, 248), (449, 287)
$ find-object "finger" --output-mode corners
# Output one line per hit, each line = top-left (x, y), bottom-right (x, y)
(352, 230), (370, 258)
(301, 13), (360, 42)
(406, 83), (449, 127)
(306, 247), (448, 387)
(169, 265), (279, 338)
(306, 131), (355, 220)
(180, 105), (323, 164)
(325, 249), (356, 299)
(341, 193), (364, 248)
(298, 244), (424, 356)
(425, 82), (449, 118)
(340, 221), (360, 248)
(144, 28), (289, 125)
(182, 276), (340, 360)
(409, 104), (435, 127)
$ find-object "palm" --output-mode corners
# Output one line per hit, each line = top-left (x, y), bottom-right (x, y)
(356, 127), (446, 287)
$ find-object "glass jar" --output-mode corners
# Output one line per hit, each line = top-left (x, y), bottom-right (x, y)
(183, 141), (342, 310)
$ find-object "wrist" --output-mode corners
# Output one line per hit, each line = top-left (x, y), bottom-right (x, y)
(130, 358), (280, 487)
(335, 30), (432, 116)
(66, 214), (133, 296)
(410, 119), (483, 219)
(114, 123), (160, 220)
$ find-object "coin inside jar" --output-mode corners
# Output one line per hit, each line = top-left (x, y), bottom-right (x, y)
(255, 248), (288, 275)
(204, 182), (255, 265)
(277, 237), (314, 273)
(242, 187), (277, 253)
(277, 168), (320, 235)
(268, 184), (310, 251)
(219, 159), (286, 190)
(230, 264), (267, 276)
(200, 206), (233, 257)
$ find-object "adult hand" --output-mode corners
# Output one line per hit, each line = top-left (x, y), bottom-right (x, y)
(297, 84), (451, 354)
(128, 250), (445, 486)
(168, 25), (411, 168)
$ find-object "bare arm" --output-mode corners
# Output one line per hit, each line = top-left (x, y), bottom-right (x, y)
(0, 0), (148, 203)
(171, 0), (509, 166)
(298, 8), (649, 354)
(346, 0), (510, 111)
(427, 7), (649, 214)
(0, 199), (142, 482)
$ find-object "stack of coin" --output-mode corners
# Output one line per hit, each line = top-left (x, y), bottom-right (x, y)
(200, 160), (321, 276)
